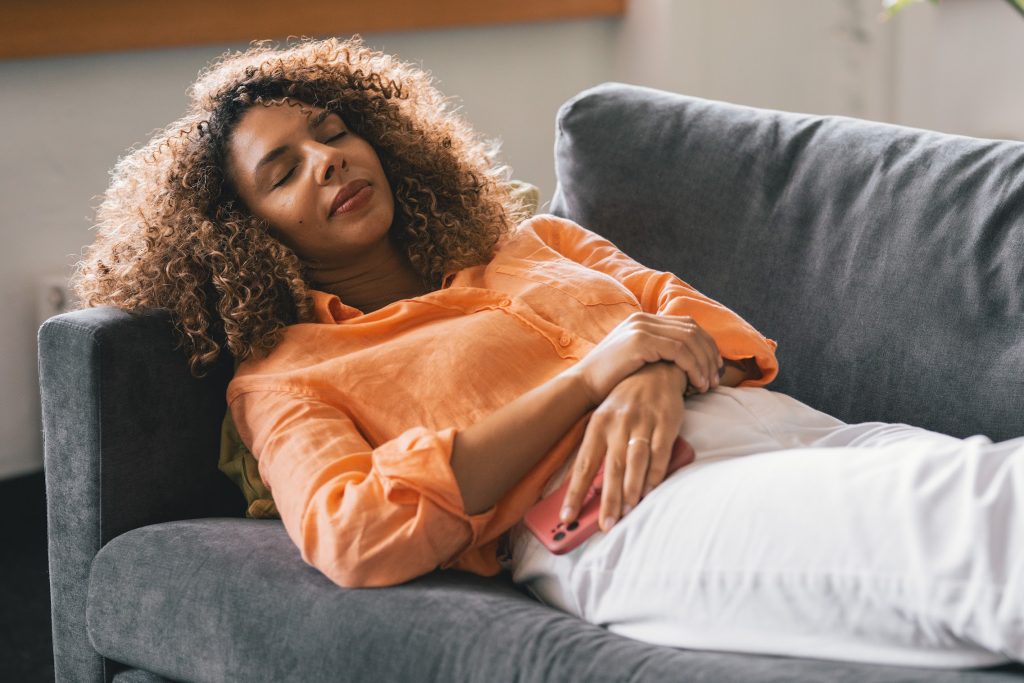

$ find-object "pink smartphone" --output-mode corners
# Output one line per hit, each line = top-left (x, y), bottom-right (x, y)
(523, 436), (696, 555)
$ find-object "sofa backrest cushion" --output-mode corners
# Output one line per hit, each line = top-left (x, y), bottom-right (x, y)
(550, 82), (1024, 442)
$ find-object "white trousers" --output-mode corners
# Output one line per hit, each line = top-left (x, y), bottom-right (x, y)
(503, 386), (1024, 668)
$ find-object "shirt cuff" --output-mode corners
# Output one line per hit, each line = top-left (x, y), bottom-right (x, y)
(373, 426), (499, 566)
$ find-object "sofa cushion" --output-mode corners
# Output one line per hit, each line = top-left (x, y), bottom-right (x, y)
(550, 82), (1024, 442)
(111, 670), (173, 683)
(87, 519), (1024, 682)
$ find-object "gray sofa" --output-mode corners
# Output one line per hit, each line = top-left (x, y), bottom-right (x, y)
(39, 82), (1024, 681)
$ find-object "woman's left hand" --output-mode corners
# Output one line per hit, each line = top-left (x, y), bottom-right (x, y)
(560, 361), (696, 532)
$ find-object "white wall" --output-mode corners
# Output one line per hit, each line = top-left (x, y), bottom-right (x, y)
(0, 20), (616, 479)
(612, 0), (1024, 140)
(2, 45), (235, 480)
(3, 1), (1023, 479)
(613, 0), (895, 121)
(892, 0), (1024, 141)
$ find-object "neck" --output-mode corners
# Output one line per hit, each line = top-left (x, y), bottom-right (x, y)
(308, 239), (430, 313)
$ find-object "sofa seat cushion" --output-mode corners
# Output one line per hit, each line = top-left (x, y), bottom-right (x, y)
(87, 519), (1024, 682)
(111, 670), (174, 683)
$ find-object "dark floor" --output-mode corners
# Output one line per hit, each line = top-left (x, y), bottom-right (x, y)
(1, 469), (55, 683)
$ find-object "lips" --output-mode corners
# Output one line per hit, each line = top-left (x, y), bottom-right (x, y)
(329, 179), (371, 217)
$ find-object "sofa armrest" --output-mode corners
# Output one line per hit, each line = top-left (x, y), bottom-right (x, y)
(38, 306), (242, 683)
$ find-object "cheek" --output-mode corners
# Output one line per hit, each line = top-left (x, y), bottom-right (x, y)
(271, 194), (310, 227)
(250, 197), (296, 241)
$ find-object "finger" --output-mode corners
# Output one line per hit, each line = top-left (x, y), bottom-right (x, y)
(652, 316), (720, 390)
(632, 315), (699, 340)
(696, 326), (723, 387)
(647, 313), (696, 326)
(621, 430), (653, 511)
(599, 439), (626, 532)
(664, 342), (708, 393)
(642, 421), (676, 498)
(560, 424), (605, 524)
(630, 331), (704, 389)
(682, 327), (718, 392)
(630, 317), (714, 390)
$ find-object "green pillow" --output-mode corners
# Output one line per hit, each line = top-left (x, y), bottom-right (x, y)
(219, 407), (280, 519)
(508, 178), (540, 216)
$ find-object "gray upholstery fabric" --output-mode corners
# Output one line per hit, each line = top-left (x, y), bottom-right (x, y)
(87, 519), (1024, 682)
(550, 82), (1024, 443)
(112, 670), (176, 683)
(38, 308), (241, 683)
(40, 82), (1024, 682)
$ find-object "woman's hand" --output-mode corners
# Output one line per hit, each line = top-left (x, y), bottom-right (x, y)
(564, 312), (724, 410)
(560, 361), (693, 532)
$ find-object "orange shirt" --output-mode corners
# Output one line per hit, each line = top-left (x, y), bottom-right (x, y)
(228, 214), (779, 588)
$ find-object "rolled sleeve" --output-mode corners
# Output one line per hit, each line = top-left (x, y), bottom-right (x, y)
(528, 215), (779, 386)
(231, 390), (497, 588)
(644, 273), (779, 388)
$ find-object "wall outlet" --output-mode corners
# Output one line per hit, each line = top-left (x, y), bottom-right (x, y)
(37, 275), (76, 327)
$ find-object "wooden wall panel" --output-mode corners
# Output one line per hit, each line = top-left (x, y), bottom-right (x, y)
(2, 0), (625, 60)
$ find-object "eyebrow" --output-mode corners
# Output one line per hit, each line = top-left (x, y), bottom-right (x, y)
(253, 110), (337, 174)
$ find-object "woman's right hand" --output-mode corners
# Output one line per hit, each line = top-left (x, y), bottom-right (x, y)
(566, 312), (724, 407)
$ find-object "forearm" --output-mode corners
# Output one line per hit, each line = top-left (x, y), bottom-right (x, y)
(720, 357), (762, 387)
(451, 370), (593, 515)
(451, 357), (760, 515)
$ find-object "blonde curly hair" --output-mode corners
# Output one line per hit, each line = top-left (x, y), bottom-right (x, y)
(73, 36), (529, 376)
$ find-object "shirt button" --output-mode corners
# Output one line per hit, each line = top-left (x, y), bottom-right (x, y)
(559, 334), (572, 347)
(499, 298), (511, 307)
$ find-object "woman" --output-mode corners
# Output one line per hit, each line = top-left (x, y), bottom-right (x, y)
(74, 37), (1024, 668)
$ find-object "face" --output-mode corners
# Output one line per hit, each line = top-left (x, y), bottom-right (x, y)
(226, 100), (395, 269)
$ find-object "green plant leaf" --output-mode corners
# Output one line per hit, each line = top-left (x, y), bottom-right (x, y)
(880, 0), (939, 21)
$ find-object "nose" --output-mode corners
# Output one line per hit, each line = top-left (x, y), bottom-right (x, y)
(311, 143), (347, 185)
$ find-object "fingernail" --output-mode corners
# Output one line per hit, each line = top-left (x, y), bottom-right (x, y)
(622, 504), (633, 515)
(642, 486), (653, 497)
(560, 506), (572, 522)
(603, 516), (616, 531)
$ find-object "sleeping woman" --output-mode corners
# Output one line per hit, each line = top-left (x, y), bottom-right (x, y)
(72, 36), (1024, 669)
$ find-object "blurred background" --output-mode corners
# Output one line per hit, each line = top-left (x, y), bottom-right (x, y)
(1, 0), (1022, 678)
(3, 0), (1024, 483)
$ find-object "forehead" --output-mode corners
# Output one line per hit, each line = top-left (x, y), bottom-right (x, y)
(227, 101), (334, 178)
(232, 101), (327, 146)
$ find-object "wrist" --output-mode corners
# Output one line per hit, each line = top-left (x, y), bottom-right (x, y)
(640, 362), (693, 398)
(720, 357), (760, 387)
(650, 361), (688, 386)
(561, 368), (601, 410)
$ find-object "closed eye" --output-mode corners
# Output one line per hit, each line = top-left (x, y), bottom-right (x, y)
(272, 167), (296, 189)
(271, 132), (346, 189)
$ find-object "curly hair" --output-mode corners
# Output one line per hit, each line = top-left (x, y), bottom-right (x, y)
(73, 36), (529, 376)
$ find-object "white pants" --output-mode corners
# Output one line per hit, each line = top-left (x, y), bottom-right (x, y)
(503, 386), (1024, 668)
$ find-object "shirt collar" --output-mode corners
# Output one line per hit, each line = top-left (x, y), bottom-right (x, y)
(309, 290), (364, 324)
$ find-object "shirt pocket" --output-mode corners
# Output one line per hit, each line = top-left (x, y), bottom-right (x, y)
(493, 256), (637, 307)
